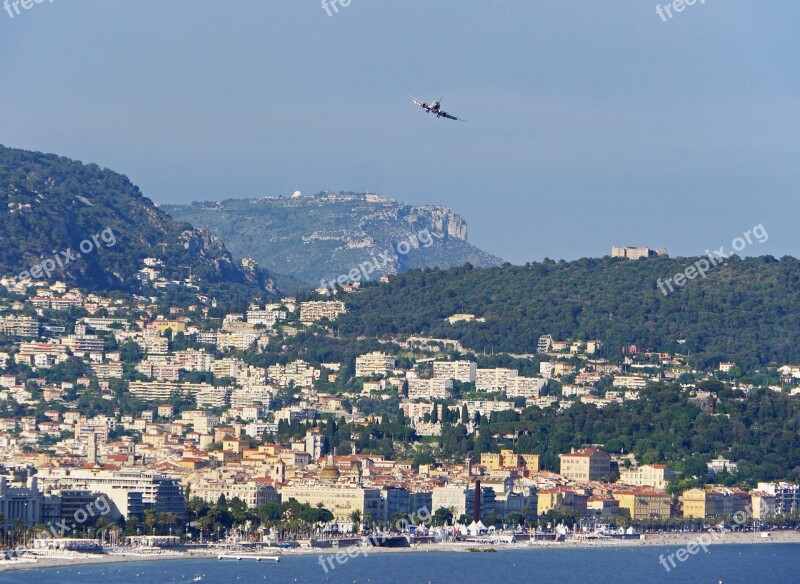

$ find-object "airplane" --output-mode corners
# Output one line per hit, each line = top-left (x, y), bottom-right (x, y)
(410, 96), (465, 122)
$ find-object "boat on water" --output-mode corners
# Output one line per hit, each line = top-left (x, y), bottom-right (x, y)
(217, 554), (280, 561)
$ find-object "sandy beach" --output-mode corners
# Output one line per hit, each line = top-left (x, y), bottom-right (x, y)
(2, 531), (799, 573)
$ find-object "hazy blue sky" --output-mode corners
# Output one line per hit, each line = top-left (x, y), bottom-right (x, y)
(1, 1), (798, 263)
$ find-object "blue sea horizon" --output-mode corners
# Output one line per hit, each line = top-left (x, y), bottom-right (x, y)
(1, 545), (794, 584)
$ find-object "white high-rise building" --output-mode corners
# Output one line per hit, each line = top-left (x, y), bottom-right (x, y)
(355, 352), (396, 378)
(475, 368), (518, 391)
(505, 377), (546, 399)
(433, 361), (476, 383)
(408, 378), (453, 400)
(36, 469), (185, 519)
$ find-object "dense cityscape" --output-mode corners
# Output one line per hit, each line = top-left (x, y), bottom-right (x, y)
(2, 2), (796, 582)
(1, 267), (799, 560)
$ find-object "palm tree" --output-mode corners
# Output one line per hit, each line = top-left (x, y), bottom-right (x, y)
(12, 519), (24, 546)
(349, 510), (362, 534)
(161, 512), (181, 536)
(196, 515), (214, 542)
(143, 510), (158, 535)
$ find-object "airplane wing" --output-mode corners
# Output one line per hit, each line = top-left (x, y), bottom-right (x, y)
(410, 96), (427, 109)
(439, 110), (466, 122)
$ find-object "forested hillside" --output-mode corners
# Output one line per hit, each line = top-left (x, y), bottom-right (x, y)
(437, 383), (800, 485)
(0, 145), (274, 296)
(337, 256), (800, 368)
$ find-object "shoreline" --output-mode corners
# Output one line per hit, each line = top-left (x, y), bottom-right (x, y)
(2, 531), (798, 573)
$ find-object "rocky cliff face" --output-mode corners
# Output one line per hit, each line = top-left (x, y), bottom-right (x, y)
(404, 205), (469, 240)
(164, 192), (503, 289)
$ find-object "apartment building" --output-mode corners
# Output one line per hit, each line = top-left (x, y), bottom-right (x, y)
(136, 361), (181, 382)
(756, 482), (800, 515)
(433, 360), (476, 383)
(612, 376), (649, 390)
(537, 488), (589, 516)
(299, 301), (346, 324)
(230, 385), (274, 408)
(613, 489), (673, 519)
(62, 335), (105, 355)
(17, 342), (68, 363)
(194, 385), (230, 408)
(152, 319), (187, 334)
(587, 496), (621, 517)
(212, 358), (245, 379)
(431, 484), (495, 521)
(37, 469), (185, 519)
(190, 480), (279, 509)
(0, 315), (40, 338)
(136, 331), (169, 354)
(195, 332), (217, 346)
(574, 372), (602, 385)
(41, 489), (118, 524)
(480, 449), (540, 472)
(91, 362), (124, 380)
(245, 309), (280, 327)
(304, 429), (327, 460)
(750, 491), (778, 519)
(216, 332), (260, 351)
(81, 317), (128, 331)
(553, 362), (575, 377)
(279, 485), (381, 526)
(505, 377), (546, 399)
(475, 368), (518, 391)
(458, 400), (516, 418)
(267, 360), (319, 388)
(408, 378), (453, 400)
(537, 335), (553, 353)
(380, 486), (411, 522)
(618, 464), (678, 491)
(559, 448), (611, 482)
(355, 352), (395, 378)
(682, 488), (750, 519)
(174, 349), (214, 372)
(129, 381), (227, 405)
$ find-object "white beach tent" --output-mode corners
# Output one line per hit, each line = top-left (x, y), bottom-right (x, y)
(466, 520), (489, 536)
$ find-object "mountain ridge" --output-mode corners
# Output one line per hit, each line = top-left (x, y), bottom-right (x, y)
(163, 192), (503, 289)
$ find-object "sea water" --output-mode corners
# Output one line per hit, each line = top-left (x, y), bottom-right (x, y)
(2, 545), (796, 584)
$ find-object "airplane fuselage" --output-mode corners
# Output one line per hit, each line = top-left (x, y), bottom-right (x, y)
(411, 96), (463, 122)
